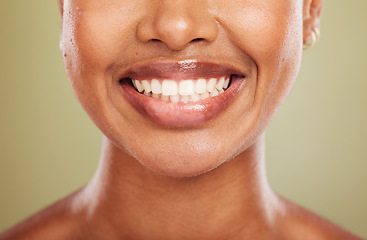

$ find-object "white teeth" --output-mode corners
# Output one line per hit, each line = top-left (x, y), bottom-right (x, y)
(210, 89), (219, 97)
(131, 76), (231, 103)
(207, 78), (217, 92)
(152, 93), (161, 99)
(141, 80), (152, 93)
(143, 90), (152, 97)
(162, 80), (178, 96)
(170, 94), (180, 103)
(216, 77), (225, 90)
(151, 79), (162, 94)
(200, 91), (210, 100)
(161, 95), (170, 102)
(223, 77), (230, 89)
(134, 80), (144, 93)
(179, 80), (195, 95)
(195, 79), (207, 93)
(191, 93), (201, 102)
(132, 79), (137, 89)
(181, 95), (190, 103)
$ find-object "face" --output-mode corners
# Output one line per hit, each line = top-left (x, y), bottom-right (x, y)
(60, 0), (304, 177)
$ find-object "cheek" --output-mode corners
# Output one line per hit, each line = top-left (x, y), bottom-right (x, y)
(61, 3), (142, 127)
(61, 1), (146, 83)
(218, 0), (303, 120)
(62, 10), (128, 76)
(221, 1), (303, 64)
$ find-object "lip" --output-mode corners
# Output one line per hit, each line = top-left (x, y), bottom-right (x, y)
(118, 60), (247, 127)
(122, 59), (244, 80)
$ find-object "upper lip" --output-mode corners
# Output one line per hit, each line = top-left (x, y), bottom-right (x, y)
(119, 59), (246, 81)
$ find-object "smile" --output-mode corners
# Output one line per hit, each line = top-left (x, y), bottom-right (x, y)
(119, 60), (246, 127)
(130, 76), (231, 103)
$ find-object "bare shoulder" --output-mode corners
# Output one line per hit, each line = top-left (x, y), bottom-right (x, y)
(0, 191), (86, 240)
(277, 196), (363, 240)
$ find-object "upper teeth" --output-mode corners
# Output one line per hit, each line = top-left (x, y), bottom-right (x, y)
(132, 77), (231, 103)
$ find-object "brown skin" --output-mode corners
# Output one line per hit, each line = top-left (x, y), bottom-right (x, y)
(0, 0), (363, 239)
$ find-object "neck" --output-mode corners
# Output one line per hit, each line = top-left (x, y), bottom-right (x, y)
(76, 134), (280, 239)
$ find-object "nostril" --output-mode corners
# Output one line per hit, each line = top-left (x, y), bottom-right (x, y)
(149, 39), (162, 43)
(191, 38), (205, 42)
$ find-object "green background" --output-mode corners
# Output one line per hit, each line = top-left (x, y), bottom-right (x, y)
(1, 0), (366, 238)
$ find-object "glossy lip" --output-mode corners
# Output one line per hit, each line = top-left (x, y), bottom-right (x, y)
(118, 60), (247, 127)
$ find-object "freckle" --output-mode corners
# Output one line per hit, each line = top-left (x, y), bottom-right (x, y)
(136, 52), (139, 56)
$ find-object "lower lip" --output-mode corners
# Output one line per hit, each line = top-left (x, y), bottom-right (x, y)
(120, 76), (245, 127)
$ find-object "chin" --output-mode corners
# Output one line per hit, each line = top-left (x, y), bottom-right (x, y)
(131, 143), (227, 178)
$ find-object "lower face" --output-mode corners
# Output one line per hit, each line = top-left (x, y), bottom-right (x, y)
(61, 0), (303, 177)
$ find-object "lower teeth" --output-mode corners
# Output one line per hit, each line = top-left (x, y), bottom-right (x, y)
(139, 89), (228, 103)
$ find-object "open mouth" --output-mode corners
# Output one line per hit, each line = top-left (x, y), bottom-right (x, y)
(117, 60), (246, 127)
(124, 75), (232, 103)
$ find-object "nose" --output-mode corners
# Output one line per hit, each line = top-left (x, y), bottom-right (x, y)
(136, 1), (219, 51)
